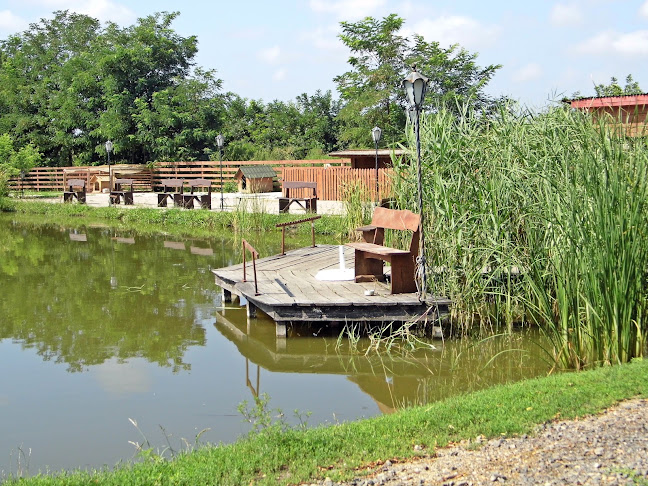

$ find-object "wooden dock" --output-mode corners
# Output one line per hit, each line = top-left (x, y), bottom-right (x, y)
(212, 244), (451, 336)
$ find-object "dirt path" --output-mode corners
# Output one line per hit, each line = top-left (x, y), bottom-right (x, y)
(310, 398), (648, 486)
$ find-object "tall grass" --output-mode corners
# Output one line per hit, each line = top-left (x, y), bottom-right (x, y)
(392, 104), (648, 367)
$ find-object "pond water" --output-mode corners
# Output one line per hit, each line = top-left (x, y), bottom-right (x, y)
(0, 215), (550, 478)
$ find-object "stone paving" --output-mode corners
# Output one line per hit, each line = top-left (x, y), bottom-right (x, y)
(46, 191), (347, 215)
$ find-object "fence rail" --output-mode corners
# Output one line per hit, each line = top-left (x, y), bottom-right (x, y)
(6, 158), (399, 201)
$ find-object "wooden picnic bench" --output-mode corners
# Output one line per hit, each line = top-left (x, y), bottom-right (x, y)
(157, 178), (184, 207)
(182, 179), (212, 209)
(345, 207), (420, 294)
(279, 181), (317, 213)
(110, 178), (134, 205)
(63, 179), (86, 204)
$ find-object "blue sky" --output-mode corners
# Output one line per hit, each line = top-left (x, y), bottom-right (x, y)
(1, 0), (647, 108)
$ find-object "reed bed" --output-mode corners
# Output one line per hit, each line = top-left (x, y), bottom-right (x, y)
(392, 105), (648, 368)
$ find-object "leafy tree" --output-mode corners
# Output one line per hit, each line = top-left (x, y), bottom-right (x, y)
(594, 75), (642, 97)
(334, 14), (503, 147)
(0, 11), (225, 166)
(0, 133), (42, 195)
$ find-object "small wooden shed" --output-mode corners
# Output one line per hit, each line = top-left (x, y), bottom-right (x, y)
(234, 166), (277, 193)
(564, 94), (648, 137)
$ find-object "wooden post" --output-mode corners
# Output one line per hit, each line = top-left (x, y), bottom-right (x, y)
(276, 322), (287, 338)
(246, 301), (257, 318)
(222, 288), (232, 303)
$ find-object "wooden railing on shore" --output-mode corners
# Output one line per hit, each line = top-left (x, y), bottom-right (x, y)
(8, 158), (394, 201)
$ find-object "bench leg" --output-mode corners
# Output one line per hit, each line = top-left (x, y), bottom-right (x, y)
(124, 192), (134, 205)
(307, 198), (317, 213)
(110, 194), (120, 204)
(279, 198), (289, 213)
(183, 196), (194, 209)
(389, 254), (417, 294)
(200, 195), (211, 210)
(63, 192), (74, 203)
(354, 250), (385, 283)
(173, 194), (183, 207)
(157, 194), (168, 207)
(77, 191), (86, 204)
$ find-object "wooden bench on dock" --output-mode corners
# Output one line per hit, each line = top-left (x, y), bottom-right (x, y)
(345, 207), (420, 294)
(157, 178), (184, 207)
(63, 179), (86, 204)
(279, 181), (317, 213)
(182, 178), (212, 209)
(110, 179), (134, 205)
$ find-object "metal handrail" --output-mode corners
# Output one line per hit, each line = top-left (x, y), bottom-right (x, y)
(275, 215), (321, 255)
(241, 239), (260, 295)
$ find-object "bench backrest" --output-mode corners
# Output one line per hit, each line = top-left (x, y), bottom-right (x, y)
(371, 207), (420, 232)
(283, 181), (317, 198)
(113, 179), (134, 191)
(370, 207), (420, 253)
(188, 178), (211, 193)
(66, 179), (86, 190)
(161, 178), (183, 188)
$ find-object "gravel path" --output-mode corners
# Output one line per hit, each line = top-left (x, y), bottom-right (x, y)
(311, 398), (648, 486)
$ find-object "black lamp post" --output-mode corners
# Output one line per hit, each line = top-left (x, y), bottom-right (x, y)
(216, 134), (225, 210)
(105, 140), (113, 206)
(371, 126), (382, 203)
(403, 65), (429, 299)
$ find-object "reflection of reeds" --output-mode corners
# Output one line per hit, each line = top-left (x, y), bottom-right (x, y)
(393, 104), (648, 368)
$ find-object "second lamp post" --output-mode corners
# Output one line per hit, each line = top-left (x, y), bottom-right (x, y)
(105, 140), (113, 206)
(371, 126), (382, 203)
(216, 134), (225, 210)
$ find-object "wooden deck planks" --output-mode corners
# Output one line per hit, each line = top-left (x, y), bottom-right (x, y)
(212, 244), (451, 324)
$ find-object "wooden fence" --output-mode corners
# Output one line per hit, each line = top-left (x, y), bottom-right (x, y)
(281, 167), (394, 201)
(7, 158), (394, 201)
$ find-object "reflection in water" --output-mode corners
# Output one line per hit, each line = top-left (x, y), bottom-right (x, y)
(164, 241), (186, 250)
(0, 215), (551, 475)
(214, 310), (550, 414)
(190, 246), (214, 256)
(69, 232), (87, 242)
(93, 358), (152, 395)
(0, 219), (215, 373)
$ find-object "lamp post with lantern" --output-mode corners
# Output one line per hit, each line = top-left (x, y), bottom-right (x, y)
(402, 65), (429, 299)
(216, 134), (225, 210)
(371, 126), (382, 203)
(105, 140), (113, 206)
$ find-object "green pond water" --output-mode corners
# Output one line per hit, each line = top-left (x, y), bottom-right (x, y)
(0, 214), (550, 478)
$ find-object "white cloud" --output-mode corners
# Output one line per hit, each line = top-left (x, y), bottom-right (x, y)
(512, 63), (543, 83)
(574, 30), (648, 56)
(0, 10), (29, 34)
(550, 3), (583, 26)
(408, 15), (500, 50)
(18, 0), (135, 24)
(258, 45), (282, 64)
(301, 24), (345, 52)
(273, 69), (286, 81)
(309, 0), (385, 21)
(640, 1), (648, 19)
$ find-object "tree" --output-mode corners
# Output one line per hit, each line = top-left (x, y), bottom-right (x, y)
(334, 14), (503, 148)
(594, 75), (642, 97)
(0, 11), (225, 166)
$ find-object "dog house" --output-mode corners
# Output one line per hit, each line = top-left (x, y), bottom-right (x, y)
(234, 166), (276, 193)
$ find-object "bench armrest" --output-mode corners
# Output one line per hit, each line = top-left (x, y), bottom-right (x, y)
(354, 225), (377, 233)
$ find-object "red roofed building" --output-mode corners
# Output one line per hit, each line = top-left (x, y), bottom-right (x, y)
(566, 94), (648, 137)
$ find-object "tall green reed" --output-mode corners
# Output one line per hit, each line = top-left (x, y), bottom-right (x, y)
(392, 104), (648, 367)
